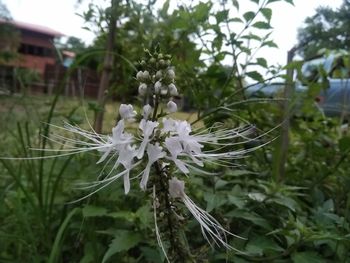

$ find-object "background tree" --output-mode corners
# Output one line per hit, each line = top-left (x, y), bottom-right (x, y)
(0, 0), (20, 63)
(297, 0), (350, 59)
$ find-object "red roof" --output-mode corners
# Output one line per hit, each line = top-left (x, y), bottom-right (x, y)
(0, 19), (64, 37)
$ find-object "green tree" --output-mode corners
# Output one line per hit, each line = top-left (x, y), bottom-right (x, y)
(297, 0), (350, 59)
(0, 0), (20, 63)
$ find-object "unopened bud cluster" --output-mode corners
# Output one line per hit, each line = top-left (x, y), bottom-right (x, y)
(137, 52), (178, 98)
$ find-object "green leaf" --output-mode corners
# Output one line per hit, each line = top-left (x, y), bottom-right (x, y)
(83, 205), (108, 217)
(215, 10), (229, 24)
(284, 0), (294, 5)
(246, 71), (264, 82)
(261, 8), (272, 21)
(204, 192), (227, 212)
(262, 40), (278, 48)
(226, 210), (272, 230)
(242, 34), (261, 41)
(193, 2), (211, 22)
(229, 170), (255, 177)
(339, 137), (350, 152)
(268, 196), (298, 212)
(246, 236), (284, 256)
(227, 194), (246, 209)
(102, 231), (142, 263)
(257, 57), (268, 68)
(250, 0), (260, 4)
(252, 21), (272, 29)
(291, 252), (326, 263)
(140, 247), (163, 263)
(136, 204), (152, 228)
(243, 11), (255, 22)
(159, 0), (170, 18)
(215, 179), (229, 189)
(229, 17), (243, 23)
(49, 208), (79, 263)
(232, 0), (239, 10)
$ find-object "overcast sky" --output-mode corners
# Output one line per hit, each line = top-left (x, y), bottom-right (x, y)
(3, 0), (343, 66)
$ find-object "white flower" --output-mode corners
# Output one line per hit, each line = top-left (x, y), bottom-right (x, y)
(168, 177), (243, 250)
(97, 119), (133, 164)
(165, 137), (189, 174)
(119, 104), (136, 120)
(140, 143), (166, 190)
(167, 101), (177, 113)
(116, 144), (137, 194)
(137, 119), (159, 159)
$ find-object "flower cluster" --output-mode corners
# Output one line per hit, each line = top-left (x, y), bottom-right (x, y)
(56, 102), (254, 196)
(44, 52), (258, 256)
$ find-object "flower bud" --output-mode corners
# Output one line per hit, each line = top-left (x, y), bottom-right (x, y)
(155, 70), (162, 79)
(160, 85), (168, 95)
(168, 83), (178, 96)
(154, 81), (162, 94)
(142, 104), (153, 119)
(169, 177), (185, 198)
(149, 57), (156, 64)
(136, 71), (143, 81)
(159, 59), (166, 68)
(143, 71), (150, 80)
(138, 83), (147, 96)
(119, 104), (136, 120)
(167, 101), (177, 113)
(167, 69), (175, 80)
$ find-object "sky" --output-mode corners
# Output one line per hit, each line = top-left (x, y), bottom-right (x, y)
(3, 0), (344, 66)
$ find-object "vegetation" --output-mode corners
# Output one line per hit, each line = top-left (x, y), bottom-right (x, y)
(1, 0), (350, 262)
(297, 0), (350, 59)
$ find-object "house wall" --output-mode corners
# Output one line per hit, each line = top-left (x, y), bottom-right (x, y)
(16, 29), (56, 76)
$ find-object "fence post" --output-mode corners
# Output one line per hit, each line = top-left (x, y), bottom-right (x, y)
(272, 47), (297, 182)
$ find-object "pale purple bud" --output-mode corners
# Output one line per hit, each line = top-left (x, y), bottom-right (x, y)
(160, 86), (168, 95)
(136, 71), (143, 81)
(154, 81), (162, 94)
(143, 71), (150, 80)
(168, 83), (178, 96)
(169, 177), (185, 198)
(119, 104), (136, 120)
(167, 101), (177, 113)
(142, 104), (152, 119)
(138, 83), (147, 96)
(155, 70), (162, 79)
(167, 69), (175, 79)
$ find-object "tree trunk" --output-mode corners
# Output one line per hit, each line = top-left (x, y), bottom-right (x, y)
(93, 0), (117, 133)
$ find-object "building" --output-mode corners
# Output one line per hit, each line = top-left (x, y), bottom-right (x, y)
(0, 20), (99, 97)
(0, 19), (64, 93)
(0, 19), (63, 77)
